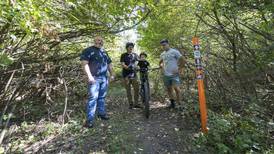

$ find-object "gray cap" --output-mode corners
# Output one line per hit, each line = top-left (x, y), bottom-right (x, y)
(160, 39), (169, 44)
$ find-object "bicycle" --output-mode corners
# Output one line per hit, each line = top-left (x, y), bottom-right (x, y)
(136, 67), (160, 119)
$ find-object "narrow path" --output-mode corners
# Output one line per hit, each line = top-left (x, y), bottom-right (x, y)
(80, 93), (203, 153)
(4, 82), (210, 153)
(127, 101), (195, 153)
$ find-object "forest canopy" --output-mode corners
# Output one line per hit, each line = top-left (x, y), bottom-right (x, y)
(0, 0), (273, 153)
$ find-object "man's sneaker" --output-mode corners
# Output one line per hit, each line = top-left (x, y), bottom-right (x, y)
(83, 121), (93, 128)
(98, 115), (110, 120)
(168, 102), (175, 109)
(178, 105), (184, 111)
(167, 99), (176, 109)
(133, 104), (143, 109)
(129, 105), (133, 109)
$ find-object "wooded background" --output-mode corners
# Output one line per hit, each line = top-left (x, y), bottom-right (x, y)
(0, 0), (273, 153)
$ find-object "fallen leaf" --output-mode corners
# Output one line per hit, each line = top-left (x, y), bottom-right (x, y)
(138, 148), (144, 151)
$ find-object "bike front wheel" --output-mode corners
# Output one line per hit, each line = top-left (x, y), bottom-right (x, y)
(142, 81), (150, 118)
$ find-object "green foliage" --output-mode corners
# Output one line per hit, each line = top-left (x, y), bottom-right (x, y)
(0, 0), (273, 153)
(107, 133), (136, 153)
(0, 0), (153, 70)
(139, 1), (273, 153)
(195, 108), (272, 153)
(0, 53), (13, 67)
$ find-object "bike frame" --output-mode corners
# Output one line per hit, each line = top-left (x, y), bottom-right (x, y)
(139, 69), (150, 100)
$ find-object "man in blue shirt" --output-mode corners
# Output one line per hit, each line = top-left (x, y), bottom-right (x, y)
(80, 36), (114, 128)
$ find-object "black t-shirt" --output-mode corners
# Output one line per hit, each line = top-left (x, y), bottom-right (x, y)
(137, 60), (150, 70)
(120, 52), (138, 78)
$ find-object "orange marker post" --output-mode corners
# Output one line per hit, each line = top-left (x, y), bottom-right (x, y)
(192, 37), (208, 133)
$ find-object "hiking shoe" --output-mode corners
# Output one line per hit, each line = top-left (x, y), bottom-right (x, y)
(168, 102), (175, 109)
(178, 106), (185, 111)
(98, 115), (110, 120)
(133, 104), (143, 109)
(83, 121), (93, 128)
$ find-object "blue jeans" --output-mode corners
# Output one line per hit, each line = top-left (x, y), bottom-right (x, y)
(86, 76), (108, 124)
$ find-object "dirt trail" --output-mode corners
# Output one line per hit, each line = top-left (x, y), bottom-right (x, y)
(7, 84), (208, 153)
(126, 101), (195, 153)
(80, 94), (204, 153)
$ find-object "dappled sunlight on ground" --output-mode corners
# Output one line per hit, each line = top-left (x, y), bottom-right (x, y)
(149, 100), (167, 109)
(2, 82), (207, 153)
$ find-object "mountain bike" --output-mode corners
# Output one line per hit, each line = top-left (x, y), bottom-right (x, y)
(137, 67), (160, 119)
(137, 68), (150, 118)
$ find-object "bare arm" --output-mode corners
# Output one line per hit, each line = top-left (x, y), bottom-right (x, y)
(159, 59), (164, 68)
(108, 63), (114, 76)
(121, 62), (128, 69)
(178, 56), (185, 73)
(108, 63), (115, 80)
(82, 60), (95, 83)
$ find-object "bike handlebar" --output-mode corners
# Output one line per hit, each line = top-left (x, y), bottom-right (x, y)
(135, 67), (161, 72)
